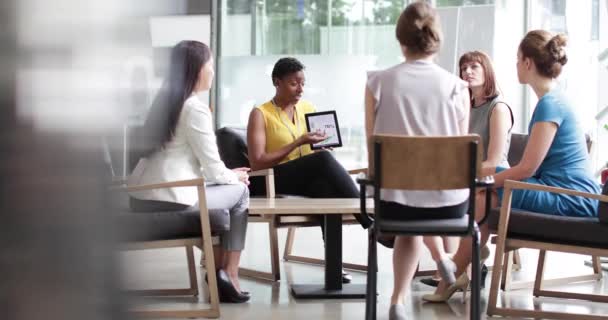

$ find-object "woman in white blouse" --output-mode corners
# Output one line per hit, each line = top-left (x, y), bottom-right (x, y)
(129, 40), (250, 303)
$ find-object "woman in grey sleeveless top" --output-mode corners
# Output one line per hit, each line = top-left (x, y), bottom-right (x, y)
(420, 51), (515, 296)
(460, 51), (514, 171)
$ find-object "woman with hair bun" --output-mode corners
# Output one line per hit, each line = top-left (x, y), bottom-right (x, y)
(365, 2), (471, 318)
(428, 30), (600, 303)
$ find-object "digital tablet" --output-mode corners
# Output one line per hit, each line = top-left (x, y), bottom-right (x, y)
(304, 110), (343, 150)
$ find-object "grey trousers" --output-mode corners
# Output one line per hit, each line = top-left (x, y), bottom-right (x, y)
(195, 183), (249, 251)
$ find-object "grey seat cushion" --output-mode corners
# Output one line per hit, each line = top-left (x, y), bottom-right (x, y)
(109, 192), (229, 242)
(488, 207), (608, 249)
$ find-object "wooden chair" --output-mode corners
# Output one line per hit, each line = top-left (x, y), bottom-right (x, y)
(487, 181), (608, 320)
(105, 136), (221, 320)
(489, 133), (599, 290)
(360, 134), (489, 320)
(115, 178), (220, 318)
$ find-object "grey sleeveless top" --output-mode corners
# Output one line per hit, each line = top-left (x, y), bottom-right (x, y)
(469, 96), (513, 167)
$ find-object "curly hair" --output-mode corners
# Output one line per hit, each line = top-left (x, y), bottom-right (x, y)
(271, 57), (305, 85)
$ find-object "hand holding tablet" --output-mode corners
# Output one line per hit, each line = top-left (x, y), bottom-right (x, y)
(304, 111), (343, 150)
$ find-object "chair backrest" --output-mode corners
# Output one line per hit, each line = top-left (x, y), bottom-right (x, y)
(216, 127), (250, 169)
(508, 133), (592, 165)
(371, 134), (482, 190)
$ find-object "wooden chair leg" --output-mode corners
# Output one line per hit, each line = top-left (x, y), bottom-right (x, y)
(186, 245), (199, 296)
(500, 251), (513, 291)
(487, 187), (512, 317)
(532, 249), (547, 297)
(239, 218), (281, 281)
(512, 249), (522, 271)
(592, 255), (603, 279)
(283, 227), (296, 260)
(197, 189), (220, 318)
(268, 220), (280, 281)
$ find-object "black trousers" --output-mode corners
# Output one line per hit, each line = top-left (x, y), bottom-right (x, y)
(250, 151), (370, 234)
(379, 199), (468, 220)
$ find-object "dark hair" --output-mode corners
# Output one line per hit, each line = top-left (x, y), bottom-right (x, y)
(519, 30), (568, 78)
(142, 40), (211, 155)
(395, 1), (442, 55)
(271, 57), (305, 85)
(459, 51), (500, 101)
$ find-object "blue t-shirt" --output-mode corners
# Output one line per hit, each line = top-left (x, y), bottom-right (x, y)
(508, 89), (600, 216)
(530, 90), (591, 177)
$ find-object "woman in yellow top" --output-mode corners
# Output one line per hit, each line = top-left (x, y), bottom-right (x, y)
(247, 57), (370, 283)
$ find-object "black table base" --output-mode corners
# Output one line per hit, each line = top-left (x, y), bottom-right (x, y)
(291, 284), (366, 299)
(290, 214), (367, 299)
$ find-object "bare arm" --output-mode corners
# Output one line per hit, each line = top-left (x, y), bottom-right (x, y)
(247, 108), (325, 171)
(493, 121), (558, 187)
(483, 102), (512, 168)
(458, 89), (470, 135)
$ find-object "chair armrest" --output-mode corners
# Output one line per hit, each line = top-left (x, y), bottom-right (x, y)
(348, 168), (367, 175)
(504, 180), (608, 203)
(115, 178), (205, 192)
(249, 168), (276, 198)
(476, 176), (495, 226)
(357, 178), (375, 226)
(249, 168), (274, 177)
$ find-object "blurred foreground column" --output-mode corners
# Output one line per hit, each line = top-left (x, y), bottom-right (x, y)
(0, 0), (128, 319)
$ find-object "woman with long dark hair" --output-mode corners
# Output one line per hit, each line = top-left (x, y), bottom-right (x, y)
(129, 40), (251, 303)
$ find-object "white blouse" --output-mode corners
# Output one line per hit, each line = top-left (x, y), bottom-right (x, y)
(367, 60), (469, 208)
(128, 94), (238, 205)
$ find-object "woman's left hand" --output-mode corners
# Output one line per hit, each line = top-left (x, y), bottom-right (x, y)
(232, 167), (250, 185)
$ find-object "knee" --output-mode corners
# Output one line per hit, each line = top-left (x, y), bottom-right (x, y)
(235, 183), (250, 205)
(311, 150), (335, 165)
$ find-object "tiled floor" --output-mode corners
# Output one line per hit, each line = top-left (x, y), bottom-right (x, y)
(121, 226), (608, 319)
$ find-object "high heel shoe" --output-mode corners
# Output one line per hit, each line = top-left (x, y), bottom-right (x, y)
(342, 270), (352, 284)
(211, 269), (250, 303)
(422, 273), (470, 303)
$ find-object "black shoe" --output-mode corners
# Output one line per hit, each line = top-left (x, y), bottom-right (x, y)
(342, 270), (352, 284)
(204, 273), (251, 297)
(206, 269), (250, 303)
(377, 235), (395, 248)
(481, 264), (488, 289)
(419, 277), (440, 287)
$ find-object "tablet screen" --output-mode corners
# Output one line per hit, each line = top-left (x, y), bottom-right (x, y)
(304, 111), (343, 150)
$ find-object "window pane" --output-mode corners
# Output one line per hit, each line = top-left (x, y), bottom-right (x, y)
(218, 0), (503, 169)
(528, 0), (605, 175)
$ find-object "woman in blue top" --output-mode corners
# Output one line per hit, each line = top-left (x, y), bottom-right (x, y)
(425, 30), (600, 302)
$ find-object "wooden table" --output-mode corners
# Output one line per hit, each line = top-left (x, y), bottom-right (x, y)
(249, 198), (374, 299)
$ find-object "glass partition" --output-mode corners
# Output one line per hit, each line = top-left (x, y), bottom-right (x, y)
(217, 0), (502, 169)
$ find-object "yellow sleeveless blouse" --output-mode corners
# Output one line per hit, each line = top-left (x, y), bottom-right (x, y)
(257, 100), (316, 164)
